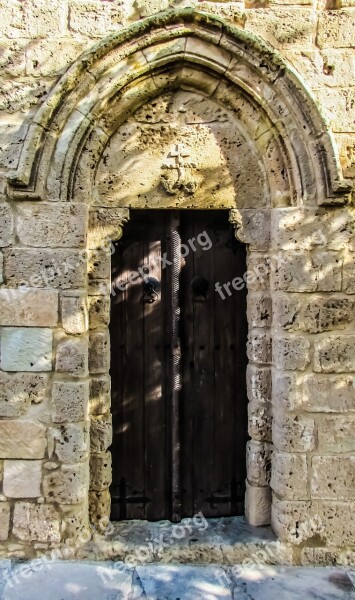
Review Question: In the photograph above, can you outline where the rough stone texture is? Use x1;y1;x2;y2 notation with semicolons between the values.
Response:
311;456;355;499
245;481;271;527
317;415;355;452
12;503;61;543
274;295;354;333
90;415;112;453
15;203;87;247
271;452;308;499
273;336;311;370
52;380;89;423
0;327;52;371
89;377;111;416
273;415;316;452
89;331;110;374
53;422;90;463
0;203;13;247
3;460;42;498
246;440;272;487
314;336;355;372
4;248;87;289
302;374;355;412
90;452;112;492
0;372;48;418
0;288;58;326
43;463;89;504
0;503;10;541
317;10;355;49
0;421;47;459
89;489;111;526
61;294;88;335
274;252;342;292
55;335;89;377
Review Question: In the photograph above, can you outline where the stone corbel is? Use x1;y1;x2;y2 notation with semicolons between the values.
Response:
229;209;246;244
88;208;130;250
229;209;270;252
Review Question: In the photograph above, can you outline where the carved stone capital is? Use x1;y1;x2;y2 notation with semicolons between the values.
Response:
88;208;130;249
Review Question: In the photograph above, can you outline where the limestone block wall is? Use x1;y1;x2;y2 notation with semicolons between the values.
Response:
0;1;353;566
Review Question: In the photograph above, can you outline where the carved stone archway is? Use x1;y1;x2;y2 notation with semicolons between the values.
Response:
6;9;353;554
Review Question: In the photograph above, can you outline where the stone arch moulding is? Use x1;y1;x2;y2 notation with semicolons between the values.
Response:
6;8;352;207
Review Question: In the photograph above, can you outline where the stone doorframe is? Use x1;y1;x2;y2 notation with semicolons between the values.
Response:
6;9;353;548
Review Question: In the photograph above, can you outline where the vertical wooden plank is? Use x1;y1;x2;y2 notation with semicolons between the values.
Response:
190;211;215;517
180;213;195;518
144;213;168;520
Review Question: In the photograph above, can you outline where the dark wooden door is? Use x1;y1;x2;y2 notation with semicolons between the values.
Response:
110;210;248;521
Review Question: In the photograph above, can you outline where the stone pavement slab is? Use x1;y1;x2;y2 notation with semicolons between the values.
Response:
0;561;354;600
136;565;232;599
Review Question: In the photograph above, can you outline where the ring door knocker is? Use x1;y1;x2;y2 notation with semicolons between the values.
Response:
143;277;161;304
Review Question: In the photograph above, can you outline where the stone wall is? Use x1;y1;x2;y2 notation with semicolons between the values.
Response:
0;0;354;566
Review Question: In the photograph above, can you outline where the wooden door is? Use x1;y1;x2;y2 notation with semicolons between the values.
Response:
110;210;248;521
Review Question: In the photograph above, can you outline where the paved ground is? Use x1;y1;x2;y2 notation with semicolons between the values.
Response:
0;561;354;599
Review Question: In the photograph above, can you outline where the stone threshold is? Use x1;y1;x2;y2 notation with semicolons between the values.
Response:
77;516;294;564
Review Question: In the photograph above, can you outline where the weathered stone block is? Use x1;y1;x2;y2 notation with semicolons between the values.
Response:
271;497;319;544
90;452;112;492
245;8;315;50
247;332;272;364
88;296;110;328
273;415;315;452
88;208;129;250
0;421;47;459
272;207;355;251
61;293;88;335
247;294;272;328
248;403;272;442
319;87;355;132
320;415;355;452
89;376;111;415
272;371;299;411
90;415;112;453
343;259;355;294
43;462;89;504
317;9;355;49
319;502;355;546
61;501;90;543
311;456;355;499
245;254;270;291
89;331;110;374
0;203;13;247
246;365;271;404
246;440;272;486
26;40;90;77
271;451;308;499
0;327;52;372
0;372;48;418
0;288;58;326
16;203;87;248
52;380;89;424
245;480;271;527
302;374;355;412
13;503;60;543
3;460;42;498
274;252;342;292
229;209;270;251
273;336;310;370
89;489;111;526
0;502;10;541
88;250;110;282
54;422;89;463
69;1;124;38
274;295;354;333
4;248;87;289
314;335;355;372
55;335;89;377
